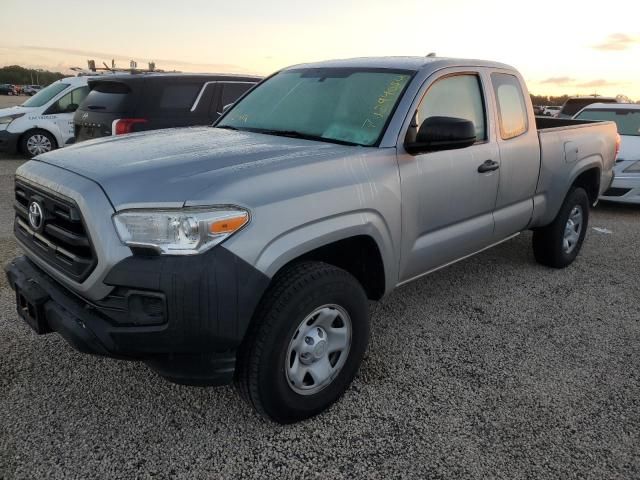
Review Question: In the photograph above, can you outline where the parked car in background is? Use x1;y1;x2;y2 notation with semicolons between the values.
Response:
0;76;90;157
6;56;618;423
574;103;640;204
0;84;17;95
542;106;562;117
23;85;43;96
557;96;619;118
73;73;261;143
533;105;545;115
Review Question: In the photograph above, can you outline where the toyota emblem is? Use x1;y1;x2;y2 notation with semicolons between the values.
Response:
28;201;43;230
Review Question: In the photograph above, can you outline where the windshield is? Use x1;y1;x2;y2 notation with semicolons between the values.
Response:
217;68;413;146
576;108;640;136
22;82;70;108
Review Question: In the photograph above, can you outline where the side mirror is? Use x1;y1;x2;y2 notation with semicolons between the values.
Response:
405;116;476;154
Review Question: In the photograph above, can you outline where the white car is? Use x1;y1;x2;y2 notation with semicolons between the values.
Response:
574;103;640;204
543;106;562;117
0;77;90;157
23;85;43;96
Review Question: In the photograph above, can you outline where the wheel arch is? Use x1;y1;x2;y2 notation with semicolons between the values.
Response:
531;158;602;228
571;166;601;205
249;212;397;301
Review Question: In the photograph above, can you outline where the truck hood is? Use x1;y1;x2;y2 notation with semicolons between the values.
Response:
35;126;356;209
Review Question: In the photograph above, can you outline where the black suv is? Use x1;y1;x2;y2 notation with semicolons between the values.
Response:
74;73;261;142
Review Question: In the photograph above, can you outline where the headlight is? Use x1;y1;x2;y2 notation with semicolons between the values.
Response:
623;160;640;173
113;207;249;255
0;113;25;125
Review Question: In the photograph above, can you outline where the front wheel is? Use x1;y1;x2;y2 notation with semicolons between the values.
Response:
532;187;590;268
235;262;370;423
20;129;56;157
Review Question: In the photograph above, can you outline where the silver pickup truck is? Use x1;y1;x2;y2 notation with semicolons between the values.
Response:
6;57;618;423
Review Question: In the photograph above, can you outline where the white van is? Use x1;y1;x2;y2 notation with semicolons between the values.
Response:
0;76;90;157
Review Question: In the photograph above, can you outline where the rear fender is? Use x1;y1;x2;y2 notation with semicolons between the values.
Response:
531;155;602;227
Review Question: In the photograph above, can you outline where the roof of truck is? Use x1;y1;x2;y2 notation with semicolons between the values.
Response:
285;56;514;72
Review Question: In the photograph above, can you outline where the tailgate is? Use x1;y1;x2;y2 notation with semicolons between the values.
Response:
75;79;141;142
75;110;116;141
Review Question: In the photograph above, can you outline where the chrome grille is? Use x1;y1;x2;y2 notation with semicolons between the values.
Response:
14;180;96;282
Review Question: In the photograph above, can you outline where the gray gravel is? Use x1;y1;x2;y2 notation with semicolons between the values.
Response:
0;154;639;479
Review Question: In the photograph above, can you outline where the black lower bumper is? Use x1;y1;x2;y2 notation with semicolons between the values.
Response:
5;249;270;386
0;130;20;154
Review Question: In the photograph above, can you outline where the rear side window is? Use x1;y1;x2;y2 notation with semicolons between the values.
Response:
220;82;254;108
83;82;133;113
491;73;528;140
159;84;200;110
417;74;486;141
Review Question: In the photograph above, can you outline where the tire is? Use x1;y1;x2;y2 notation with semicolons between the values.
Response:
20;129;56;158
532;187;590;268
235;261;370;423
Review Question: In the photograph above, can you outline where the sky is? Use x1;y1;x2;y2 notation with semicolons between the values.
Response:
1;0;639;99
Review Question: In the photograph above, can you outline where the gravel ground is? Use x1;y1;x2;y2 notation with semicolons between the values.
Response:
0;152;638;479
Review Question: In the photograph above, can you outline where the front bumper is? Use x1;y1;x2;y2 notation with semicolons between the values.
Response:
5;247;270;385
0;130;20;154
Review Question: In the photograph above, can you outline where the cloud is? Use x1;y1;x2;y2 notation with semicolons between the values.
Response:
575;79;621;88
540;76;575;85
592;33;640;51
12;44;254;74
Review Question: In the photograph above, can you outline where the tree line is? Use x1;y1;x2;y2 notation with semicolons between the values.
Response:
0;65;65;86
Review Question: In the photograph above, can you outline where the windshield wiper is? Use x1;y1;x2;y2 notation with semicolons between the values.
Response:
250;128;311;139
247;128;360;146
216;125;241;131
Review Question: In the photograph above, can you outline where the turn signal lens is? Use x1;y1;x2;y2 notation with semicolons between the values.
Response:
210;214;248;234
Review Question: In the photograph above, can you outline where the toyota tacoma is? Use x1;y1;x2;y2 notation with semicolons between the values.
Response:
6;57;618;423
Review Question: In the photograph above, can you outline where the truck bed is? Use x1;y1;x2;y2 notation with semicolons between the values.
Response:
530;116;618;227
535;116;601;131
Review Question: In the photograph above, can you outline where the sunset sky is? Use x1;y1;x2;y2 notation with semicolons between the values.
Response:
1;0;639;99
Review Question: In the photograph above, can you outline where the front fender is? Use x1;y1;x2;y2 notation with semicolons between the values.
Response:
20;118;65;148
228;209;398;297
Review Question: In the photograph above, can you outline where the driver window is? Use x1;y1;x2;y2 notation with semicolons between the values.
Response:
51;86;89;114
417;74;486;141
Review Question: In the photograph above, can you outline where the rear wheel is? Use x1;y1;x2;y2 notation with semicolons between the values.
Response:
235;262;370;423
533;187;590;268
20;129;56;157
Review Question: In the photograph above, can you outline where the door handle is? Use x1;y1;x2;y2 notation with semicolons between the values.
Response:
477;160;500;173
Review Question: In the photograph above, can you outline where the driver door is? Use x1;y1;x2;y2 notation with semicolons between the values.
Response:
398;71;500;283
